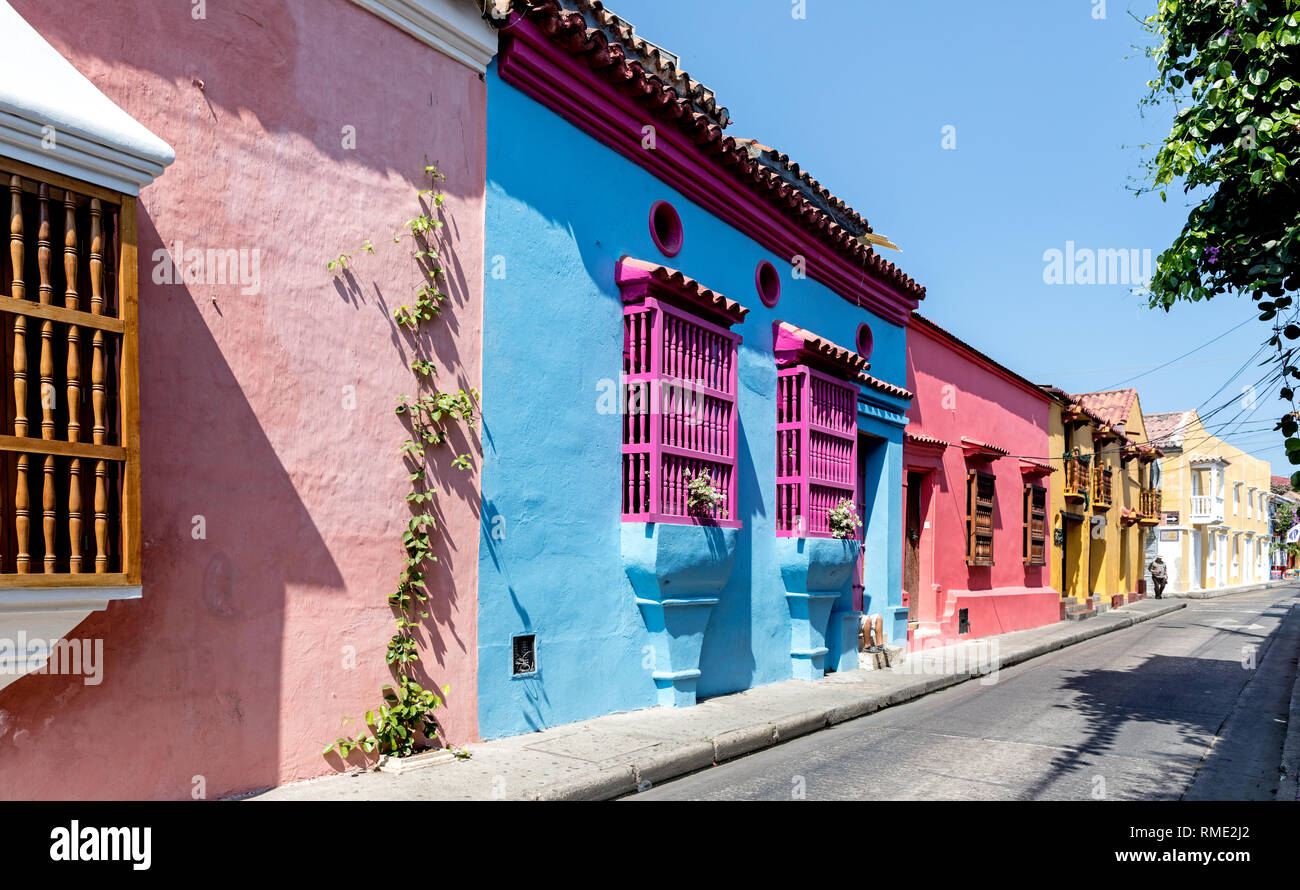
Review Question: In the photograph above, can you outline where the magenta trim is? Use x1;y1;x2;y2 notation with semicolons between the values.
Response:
620;279;742;527
776;364;860;539
756;260;780;308
649;200;683;257
856;322;874;360
615;256;748;326
497;20;920;327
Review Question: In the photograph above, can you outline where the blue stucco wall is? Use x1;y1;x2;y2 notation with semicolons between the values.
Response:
479;60;909;739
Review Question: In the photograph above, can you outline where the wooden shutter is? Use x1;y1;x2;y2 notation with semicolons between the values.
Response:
967;470;995;566
1023;484;1031;563
1025;484;1046;566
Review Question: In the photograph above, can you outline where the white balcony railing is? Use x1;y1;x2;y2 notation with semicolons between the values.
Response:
1190;495;1226;524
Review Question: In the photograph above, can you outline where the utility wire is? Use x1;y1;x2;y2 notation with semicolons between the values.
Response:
1099;315;1256;389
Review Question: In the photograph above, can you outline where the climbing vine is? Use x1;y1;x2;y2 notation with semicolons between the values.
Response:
325;163;478;760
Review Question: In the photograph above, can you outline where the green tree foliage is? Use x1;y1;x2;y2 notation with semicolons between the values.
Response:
1141;1;1300;479
1272;496;1300;559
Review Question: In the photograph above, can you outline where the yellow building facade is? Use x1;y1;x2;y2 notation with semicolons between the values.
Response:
1045;389;1162;608
1143;410;1274;593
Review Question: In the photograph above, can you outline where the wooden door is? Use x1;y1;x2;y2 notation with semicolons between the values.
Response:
904;471;923;617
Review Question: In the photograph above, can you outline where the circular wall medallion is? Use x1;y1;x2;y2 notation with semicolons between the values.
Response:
649;200;683;257
755;260;780;307
856;322;874;360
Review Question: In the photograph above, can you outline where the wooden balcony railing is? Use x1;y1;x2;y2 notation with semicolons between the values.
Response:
1139;488;1162;524
1;163;139;585
1063;455;1089;501
1091;466;1113;510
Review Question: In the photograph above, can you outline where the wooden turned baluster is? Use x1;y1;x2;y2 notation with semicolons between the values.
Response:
37;187;57;570
37;187;54;440
34;190;58;571
10;175;30;572
65;195;81;434
93;461;107;573
89;199;107;573
66;194;83;571
42;455;56;572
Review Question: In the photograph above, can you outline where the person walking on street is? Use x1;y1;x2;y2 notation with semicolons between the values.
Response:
1148;556;1168;599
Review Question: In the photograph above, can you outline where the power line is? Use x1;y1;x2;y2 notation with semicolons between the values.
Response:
1099;315;1256;389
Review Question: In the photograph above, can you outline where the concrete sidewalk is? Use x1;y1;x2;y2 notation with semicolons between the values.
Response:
1280;603;1300;803
1166;579;1290;600
250;598;1185;802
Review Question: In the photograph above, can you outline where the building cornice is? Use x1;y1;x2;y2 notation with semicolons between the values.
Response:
0;1;174;195
350;0;498;72
495;12;923;325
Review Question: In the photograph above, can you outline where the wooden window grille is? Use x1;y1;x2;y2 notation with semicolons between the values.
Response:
621;297;740;526
1;160;139;586
966;470;995;566
775;366;857;538
1023;484;1046;566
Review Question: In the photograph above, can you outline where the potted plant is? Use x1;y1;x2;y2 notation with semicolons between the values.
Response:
685;470;725;518
828;498;863;539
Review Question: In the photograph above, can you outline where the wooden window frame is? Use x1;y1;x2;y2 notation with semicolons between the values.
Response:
0;156;140;588
966;469;995;567
1023;483;1047;566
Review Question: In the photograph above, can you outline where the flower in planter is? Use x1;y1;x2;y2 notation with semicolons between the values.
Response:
828;498;863;539
685;470;725;516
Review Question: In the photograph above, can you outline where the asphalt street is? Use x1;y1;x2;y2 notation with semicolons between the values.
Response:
630;585;1300;801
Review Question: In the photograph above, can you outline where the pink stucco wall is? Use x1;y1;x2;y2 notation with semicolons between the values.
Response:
903;319;1058;645
0;0;484;799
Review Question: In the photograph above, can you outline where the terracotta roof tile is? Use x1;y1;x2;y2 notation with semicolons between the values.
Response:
776;321;868;375
960;437;1010;458
735;140;874;237
1074;389;1138;428
905;431;950;449
616;256;749;320
574;0;730;127
857;371;912;400
1143;411;1195;448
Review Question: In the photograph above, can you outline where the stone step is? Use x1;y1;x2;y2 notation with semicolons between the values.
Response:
1065;608;1096;621
1059;601;1094;621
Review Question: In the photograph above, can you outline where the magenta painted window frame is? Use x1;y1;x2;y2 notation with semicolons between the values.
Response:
648;200;683;257
621;294;742;529
776;365;859;538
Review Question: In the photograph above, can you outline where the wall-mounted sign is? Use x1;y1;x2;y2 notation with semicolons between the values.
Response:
1159;530;1179;542
1163;511;1180;525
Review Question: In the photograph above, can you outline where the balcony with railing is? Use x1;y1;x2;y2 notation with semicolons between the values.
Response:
1138;489;1162;525
1190;495;1226;525
1091;466;1113;511
1063;455;1089;502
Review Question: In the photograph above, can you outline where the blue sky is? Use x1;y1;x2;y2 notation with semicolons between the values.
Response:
608;0;1286;472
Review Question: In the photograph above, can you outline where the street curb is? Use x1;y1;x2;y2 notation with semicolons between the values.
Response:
1279;603;1300;803
532;601;1187;801
1166;580;1289;601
